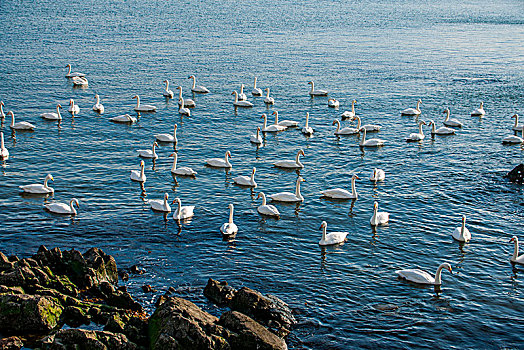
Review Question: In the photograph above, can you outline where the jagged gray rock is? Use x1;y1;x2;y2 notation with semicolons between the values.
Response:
0;294;63;334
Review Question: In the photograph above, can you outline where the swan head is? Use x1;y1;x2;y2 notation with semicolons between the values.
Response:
428;120;435;126
298;149;305;157
171;197;182;205
252;167;256;174
332;120;339;126
225;150;232;158
57;104;62;109
140;160;145;168
359;127;366;132
257;192;264;199
419;121;427;126
298;176;305;183
443;108;449;114
261;113;267;119
353;99;357;103
228;203;234;210
272;111;278;115
231;91;237;96
307;81;313;85
46;174;54;182
319;221;327;230
462;215;466;224
132;95;138;99
510;236;518;243
418;99;422;103
373;201;378;210
164;193;169;200
352;174;360;180
256;126;261;132
479;102;484;108
441;262;452;273
153;141;159;147
71;198;80;208
512;114;518;119
1;101;4;107
69;99;74;105
177;86;182;90
188;75;195;79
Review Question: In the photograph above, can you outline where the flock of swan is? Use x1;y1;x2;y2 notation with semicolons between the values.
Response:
1;64;523;288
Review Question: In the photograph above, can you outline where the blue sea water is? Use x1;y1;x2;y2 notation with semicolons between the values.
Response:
0;0;523;348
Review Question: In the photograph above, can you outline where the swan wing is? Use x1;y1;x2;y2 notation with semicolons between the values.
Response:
321;188;352;199
322;232;349;245
273;160;298;168
221;222;238;235
45;202;73;214
20;184;52;193
258;205;280;217
269;192;299;202
396;269;434;284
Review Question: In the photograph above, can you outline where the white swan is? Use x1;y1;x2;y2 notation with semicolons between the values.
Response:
20;174;54;194
502;126;524;144
137;141;158;159
511;114;523;131
233;167;257;187
261;113;286;132
370;201;389;226
72;76;88;86
274;149;304;169
321;174;359;200
302;112;314;135
257;192;280;217
156;124;178;143
68;99;80;114
45;198;79;215
92;95;105;114
250;127;263;144
264;88;275;105
510;236;524;265
406;121;426;142
220;204;238;237
188;75;209;93
269;177;305;202
396;263;452;285
341;100;357;119
130;160;146;182
452;215;471;242
0;101;5;119
352;115;381;132
206;151;232;168
172;198;195;220
318;221;348;246
442;108;462;127
150;193;172;212
360;128;385;147
333;119;359;135
471;102;485;116
273;111;299;127
401;99;421;116
162;80;174;98
65;64;85;78
308;81;328;96
232;91;253;107
0;132;9;160
169;152;197;176
369;168;385;182
110;114;136;124
177;86;195;107
178;97;191;116
328;98;339;108
41;104;62;121
8;111;35;130
133;95;156;112
428;120;455;135
238;84;247;101
252;77;262;96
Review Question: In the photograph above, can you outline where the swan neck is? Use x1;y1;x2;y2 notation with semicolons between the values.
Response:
229;206;234;224
310;82;314;92
335;120;340;133
305;113;309;128
140;163;145;177
511;238;518;261
171;154;177;171
434;265;444;285
250;170;255;182
10;113;14;127
274;112;279;124
295;151;302;165
0;104;3;117
418;123;424;135
431;122;436;133
445;110;450;121
515;115;519;127
96;95;100;104
260;193;266;206
322;225;327;241
351;100;355;113
178;88;182;99
233;92;238;103
176;200;182;220
416;100;421;111
191;77;196;89
165;81;169;90
263;115;267;129
351;177;357;195
355;116;361;129
135;96;140;108
266;88;270;97
360;129;367;145
0;133;4;148
179;98;185;109
254;77;257;88
67;65;71;74
295;179;302;199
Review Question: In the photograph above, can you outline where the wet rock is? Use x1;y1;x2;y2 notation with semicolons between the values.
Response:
203;279;237;306
166;286;176;295
63;306;90;328
0;252;15;272
505;164;524;184
219;311;288;350
141;285;154;293
0;294;63;334
128;265;145;275
39;328;138;350
0;336;23;350
148;296;230;350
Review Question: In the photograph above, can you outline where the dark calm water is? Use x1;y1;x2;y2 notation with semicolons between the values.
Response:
1;0;524;348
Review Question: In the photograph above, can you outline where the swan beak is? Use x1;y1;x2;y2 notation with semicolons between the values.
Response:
168;153;174;157
354;175;360;179
510;237;515;243
448;267;453;274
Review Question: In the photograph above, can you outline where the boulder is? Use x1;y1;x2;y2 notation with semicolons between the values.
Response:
0;294;63;334
219;311;287;350
203;279;237;306
0;336;23;350
39;328;137;350
505;164;524;184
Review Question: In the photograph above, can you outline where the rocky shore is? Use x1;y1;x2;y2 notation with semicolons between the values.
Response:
0;246;296;350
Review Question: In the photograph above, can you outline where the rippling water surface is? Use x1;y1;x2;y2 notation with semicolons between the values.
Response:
1;0;524;348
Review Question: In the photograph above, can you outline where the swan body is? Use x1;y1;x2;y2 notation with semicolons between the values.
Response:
308;81;328;96
328;98;339;108
170;153;197;176
442;108;462;127
8;111;35;130
429;120;455;135
0;132;9;160
252;77;263;96
188;75;209;93
68;99;80;114
401;99;421;116
370;201;389;226
471;102;485;116
502;133;524;144
333;119;359;135
261;114;286;132
396;263;452;285
406;121;426;141
321;174;359;199
130;160;146;182
369;168;385;182
19;174;54;194
45;198;79;215
269;177;305;202
341;100;356;119
150;193;172;212
233;167;257;187
65;64;85;78
178;98;191;116
133;95;156;112
302;112;314;135
360;128;385;147
137;141;158;159
177;86;195;107
510;236;524;265
238;84;247;101
511;114;523;131
206;150;232;168
264;88;275;104
92;95;104;114
250;127;263;144
273;111;298;127
72;76;88;86
41;104;62;121
232;91;253;107
110;114;136;123
318;221;348;246
156;124;178;143
257;192;280;217
452;215;471;242
163;80;174;98
353;115;381;132
274;149;304;169
172;198;195;220
220;204;238;237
